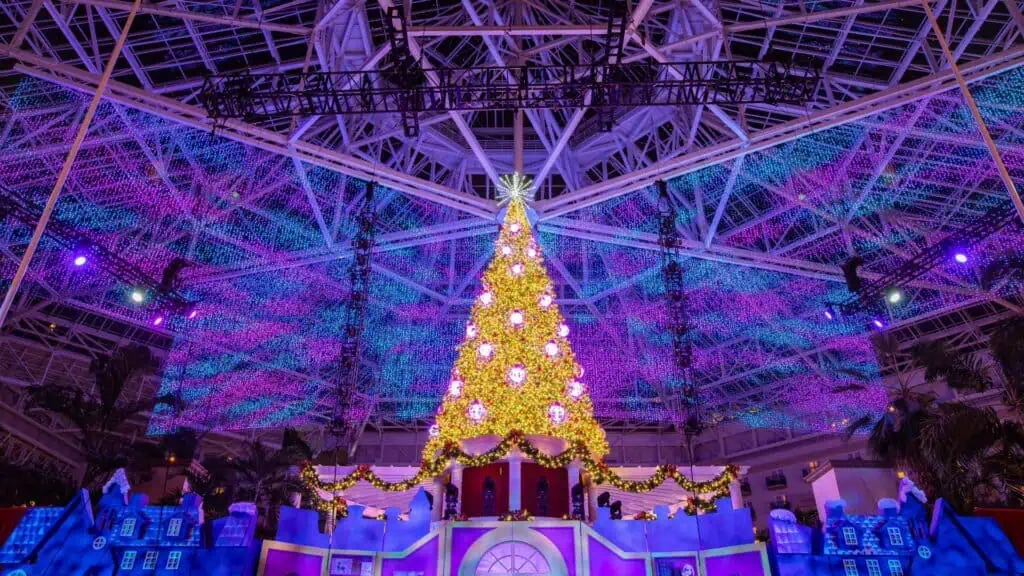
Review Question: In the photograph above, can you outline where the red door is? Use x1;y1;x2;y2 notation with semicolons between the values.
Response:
521;463;569;517
461;463;510;517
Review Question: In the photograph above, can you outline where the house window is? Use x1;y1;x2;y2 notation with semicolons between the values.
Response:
166;551;182;570
887;526;904;546
866;559;881;576
121;551;137;570
121;518;136;536
887;560;904;576
143;551;159;570
842;526;858;545
843;559;858;576
167;518;182;537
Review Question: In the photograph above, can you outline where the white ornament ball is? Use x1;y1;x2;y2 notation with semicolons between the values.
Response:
480;291;494;306
509;310;525;327
428;424;441;438
527;247;538;259
508;364;527;386
544;341;559;357
501;245;512;256
568;380;585;399
548;403;567;425
558;324;570;337
468;401;487;423
448;378;463;398
466;323;478;338
510;222;521;233
539;294;553;308
478;342;494;359
511;262;525;276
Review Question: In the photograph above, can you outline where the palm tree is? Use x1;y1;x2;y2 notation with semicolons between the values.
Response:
846;316;1024;512
220;428;313;537
991;318;1024;419
26;344;181;489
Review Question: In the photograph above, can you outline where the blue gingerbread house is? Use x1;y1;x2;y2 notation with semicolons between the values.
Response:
0;469;260;576
769;477;1024;576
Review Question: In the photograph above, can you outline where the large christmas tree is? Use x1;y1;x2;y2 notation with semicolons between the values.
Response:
423;174;609;461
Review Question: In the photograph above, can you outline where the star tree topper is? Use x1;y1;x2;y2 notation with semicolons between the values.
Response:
498;172;535;205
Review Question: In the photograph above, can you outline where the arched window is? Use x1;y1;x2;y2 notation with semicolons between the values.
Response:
475;541;551;575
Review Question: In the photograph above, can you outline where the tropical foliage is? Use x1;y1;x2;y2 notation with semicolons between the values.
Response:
25;344;182;489
846;317;1024;513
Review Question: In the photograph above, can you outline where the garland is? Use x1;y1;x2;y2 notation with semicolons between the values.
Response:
302;432;738;514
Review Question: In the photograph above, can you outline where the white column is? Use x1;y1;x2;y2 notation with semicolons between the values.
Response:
586;478;599;522
567;460;581;517
431;474;445;521
730;479;743;510
509;452;523;511
451;463;464;515
289;491;302;508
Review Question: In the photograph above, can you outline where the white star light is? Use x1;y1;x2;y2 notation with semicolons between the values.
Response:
498;172;535;203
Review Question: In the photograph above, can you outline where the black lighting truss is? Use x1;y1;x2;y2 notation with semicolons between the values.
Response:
656;180;707;443
328;181;376;446
0;183;192;314
839;202;1023;316
198;60;819;126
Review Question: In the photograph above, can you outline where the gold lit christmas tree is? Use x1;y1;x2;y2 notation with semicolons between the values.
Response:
422;173;609;460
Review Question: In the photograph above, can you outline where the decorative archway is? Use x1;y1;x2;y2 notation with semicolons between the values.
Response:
457;525;569;576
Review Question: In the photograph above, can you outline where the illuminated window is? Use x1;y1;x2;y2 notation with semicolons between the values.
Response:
143;551;159;570
887;560;904;576
166;551;182;570
120;518;136;536
887;526;903;546
842;526;858;545
121;551;137;570
866;559;881;576
167;518;182;537
475;541;551;575
843;559;858;576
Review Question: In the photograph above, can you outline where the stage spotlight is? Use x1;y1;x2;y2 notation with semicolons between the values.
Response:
824;306;838;321
152;315;165;326
824;309;834;320
872;319;885;329
954;252;968;264
73;255;87;267
130;289;146;304
159;258;189;293
886;288;902;304
841;256;864;293
187;307;198;320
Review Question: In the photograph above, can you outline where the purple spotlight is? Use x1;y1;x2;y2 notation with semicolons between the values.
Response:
187;308;198;320
73;255;87;267
824;309;834;321
954;252;968;264
872;319;884;329
153;315;165;327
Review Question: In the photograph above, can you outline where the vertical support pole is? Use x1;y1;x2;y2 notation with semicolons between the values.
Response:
921;0;1024;223
0;0;144;329
513;109;525;175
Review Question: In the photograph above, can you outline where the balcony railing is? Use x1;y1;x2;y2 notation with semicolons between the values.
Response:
769;500;792;511
765;474;788;489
